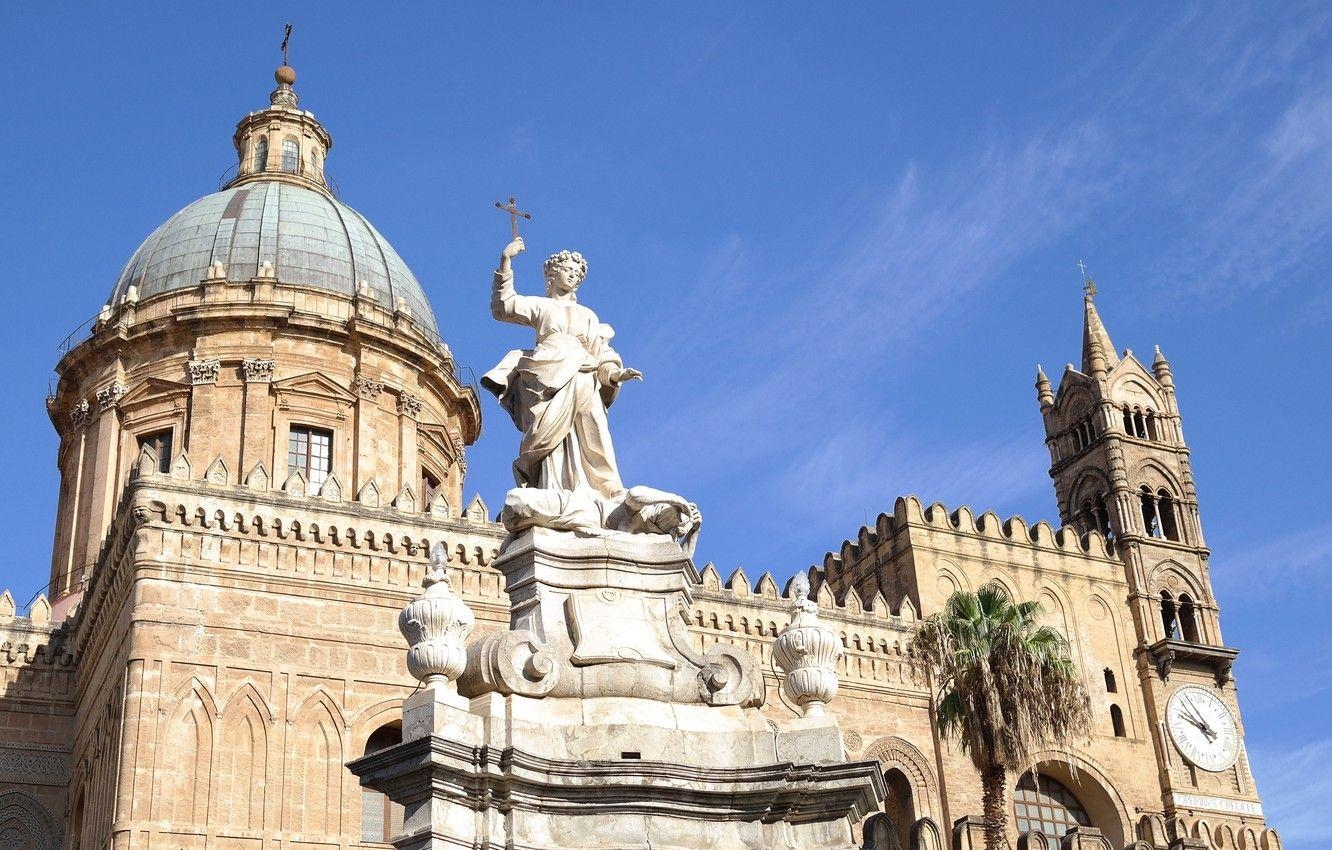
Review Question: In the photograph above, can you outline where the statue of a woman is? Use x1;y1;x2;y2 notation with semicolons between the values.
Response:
482;236;641;499
482;237;701;552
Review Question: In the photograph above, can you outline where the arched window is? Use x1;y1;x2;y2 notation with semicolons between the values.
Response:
1178;595;1200;643
360;723;404;843
1103;668;1117;693
1094;495;1112;539
253;137;269;172
282;138;300;173
1140;487;1161;537
1013;773;1091;839
1110;705;1126;738
1132;409;1146;438
1146;410;1160;441
1160;591;1178;640
1122;405;1134;435
880;768;915;850
1157;490;1180;541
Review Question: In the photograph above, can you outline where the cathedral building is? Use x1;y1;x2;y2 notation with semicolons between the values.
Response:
0;64;1280;850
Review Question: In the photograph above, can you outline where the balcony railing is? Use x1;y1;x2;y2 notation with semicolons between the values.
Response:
218;156;340;197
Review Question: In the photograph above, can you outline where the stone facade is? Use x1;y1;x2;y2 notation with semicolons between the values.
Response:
0;67;1281;850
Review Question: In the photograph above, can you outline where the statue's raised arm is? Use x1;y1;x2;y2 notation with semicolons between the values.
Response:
479;238;696;552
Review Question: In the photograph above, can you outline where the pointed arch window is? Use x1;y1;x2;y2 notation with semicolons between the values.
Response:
1157;490;1181;541
1160;591;1178;640
1103;668;1117;693
1140;486;1161;537
1177;594;1200;643
1146;411;1160;441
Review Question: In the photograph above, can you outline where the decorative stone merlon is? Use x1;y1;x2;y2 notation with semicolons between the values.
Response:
399;543;475;689
353;376;384;400
773;572;843;717
188;358;221;385
242;358;276;383
70;399;91;428
397;392;423;419
96;382;128;411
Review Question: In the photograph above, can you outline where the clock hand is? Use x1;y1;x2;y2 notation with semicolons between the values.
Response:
1185;698;1218;739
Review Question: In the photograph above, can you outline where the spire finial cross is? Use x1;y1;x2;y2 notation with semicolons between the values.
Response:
1078;259;1097;298
494;196;533;239
281;23;293;66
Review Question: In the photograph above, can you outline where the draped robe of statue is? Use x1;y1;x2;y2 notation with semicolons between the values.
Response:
481;267;627;500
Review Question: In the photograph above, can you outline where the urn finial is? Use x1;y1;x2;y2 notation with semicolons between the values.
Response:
399;543;475;689
773;572;842;717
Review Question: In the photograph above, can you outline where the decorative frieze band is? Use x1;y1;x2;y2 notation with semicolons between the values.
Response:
397;392;423;419
242;358;276;383
188;358;221;385
1170;793;1263;817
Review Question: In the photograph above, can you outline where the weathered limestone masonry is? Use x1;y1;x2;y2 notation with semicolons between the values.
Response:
0;63;1281;850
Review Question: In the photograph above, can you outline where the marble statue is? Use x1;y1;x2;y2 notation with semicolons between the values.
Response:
482;237;701;552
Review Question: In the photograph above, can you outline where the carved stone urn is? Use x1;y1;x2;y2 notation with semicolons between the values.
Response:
773;573;843;716
399;543;475;688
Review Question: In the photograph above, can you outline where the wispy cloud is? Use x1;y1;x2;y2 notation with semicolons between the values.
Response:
1248;737;1332;845
1213;523;1332;597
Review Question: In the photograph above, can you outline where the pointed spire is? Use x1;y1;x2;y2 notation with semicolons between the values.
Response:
1153;344;1174;387
1035;364;1054;411
1076;291;1118;378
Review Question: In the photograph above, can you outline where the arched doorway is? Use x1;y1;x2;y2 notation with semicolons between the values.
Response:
1014;760;1127;847
882;768;914;849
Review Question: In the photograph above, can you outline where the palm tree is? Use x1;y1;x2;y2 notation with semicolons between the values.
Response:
908;585;1091;850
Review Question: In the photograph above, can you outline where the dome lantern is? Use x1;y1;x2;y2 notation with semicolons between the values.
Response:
227;63;333;193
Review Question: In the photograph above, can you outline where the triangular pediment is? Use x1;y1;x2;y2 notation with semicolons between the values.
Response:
118;377;190;410
272;371;357;405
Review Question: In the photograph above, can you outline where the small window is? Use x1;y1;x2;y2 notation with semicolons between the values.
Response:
360;724;404;843
253;137;269;172
1103;668;1117;693
1160;591;1178;640
281;138;300;173
288;425;332;490
422;467;441;504
138;429;173;474
1178;595;1200;643
1158;490;1181;541
1110;704;1126;737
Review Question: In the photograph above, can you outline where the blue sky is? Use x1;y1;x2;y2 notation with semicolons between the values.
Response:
2;3;1330;842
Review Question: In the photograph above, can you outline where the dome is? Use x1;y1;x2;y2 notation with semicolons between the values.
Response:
109;181;438;333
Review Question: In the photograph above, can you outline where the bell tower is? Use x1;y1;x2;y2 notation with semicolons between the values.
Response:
1037;274;1265;840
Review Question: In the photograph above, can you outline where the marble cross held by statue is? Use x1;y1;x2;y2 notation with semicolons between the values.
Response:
495;196;533;239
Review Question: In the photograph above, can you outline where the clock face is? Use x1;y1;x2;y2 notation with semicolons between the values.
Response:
1167;685;1240;772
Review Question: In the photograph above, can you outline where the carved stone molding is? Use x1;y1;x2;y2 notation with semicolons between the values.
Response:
187;358;221;385
69;399;90;428
242;358;276;383
397;392;423;419
354;376;385;400
96;382;127;411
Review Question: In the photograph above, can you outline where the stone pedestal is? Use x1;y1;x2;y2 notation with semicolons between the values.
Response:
349;529;883;850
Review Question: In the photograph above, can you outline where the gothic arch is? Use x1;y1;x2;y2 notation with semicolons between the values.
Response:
981;570;1020;606
1147;560;1207;601
934;559;967;601
1025;750;1130;848
217;684;270;830
1067;468;1113;515
0;790;60;850
1034;581;1074;638
1133;459;1184;496
863;736;939;819
152;678;215;824
286;688;346;836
